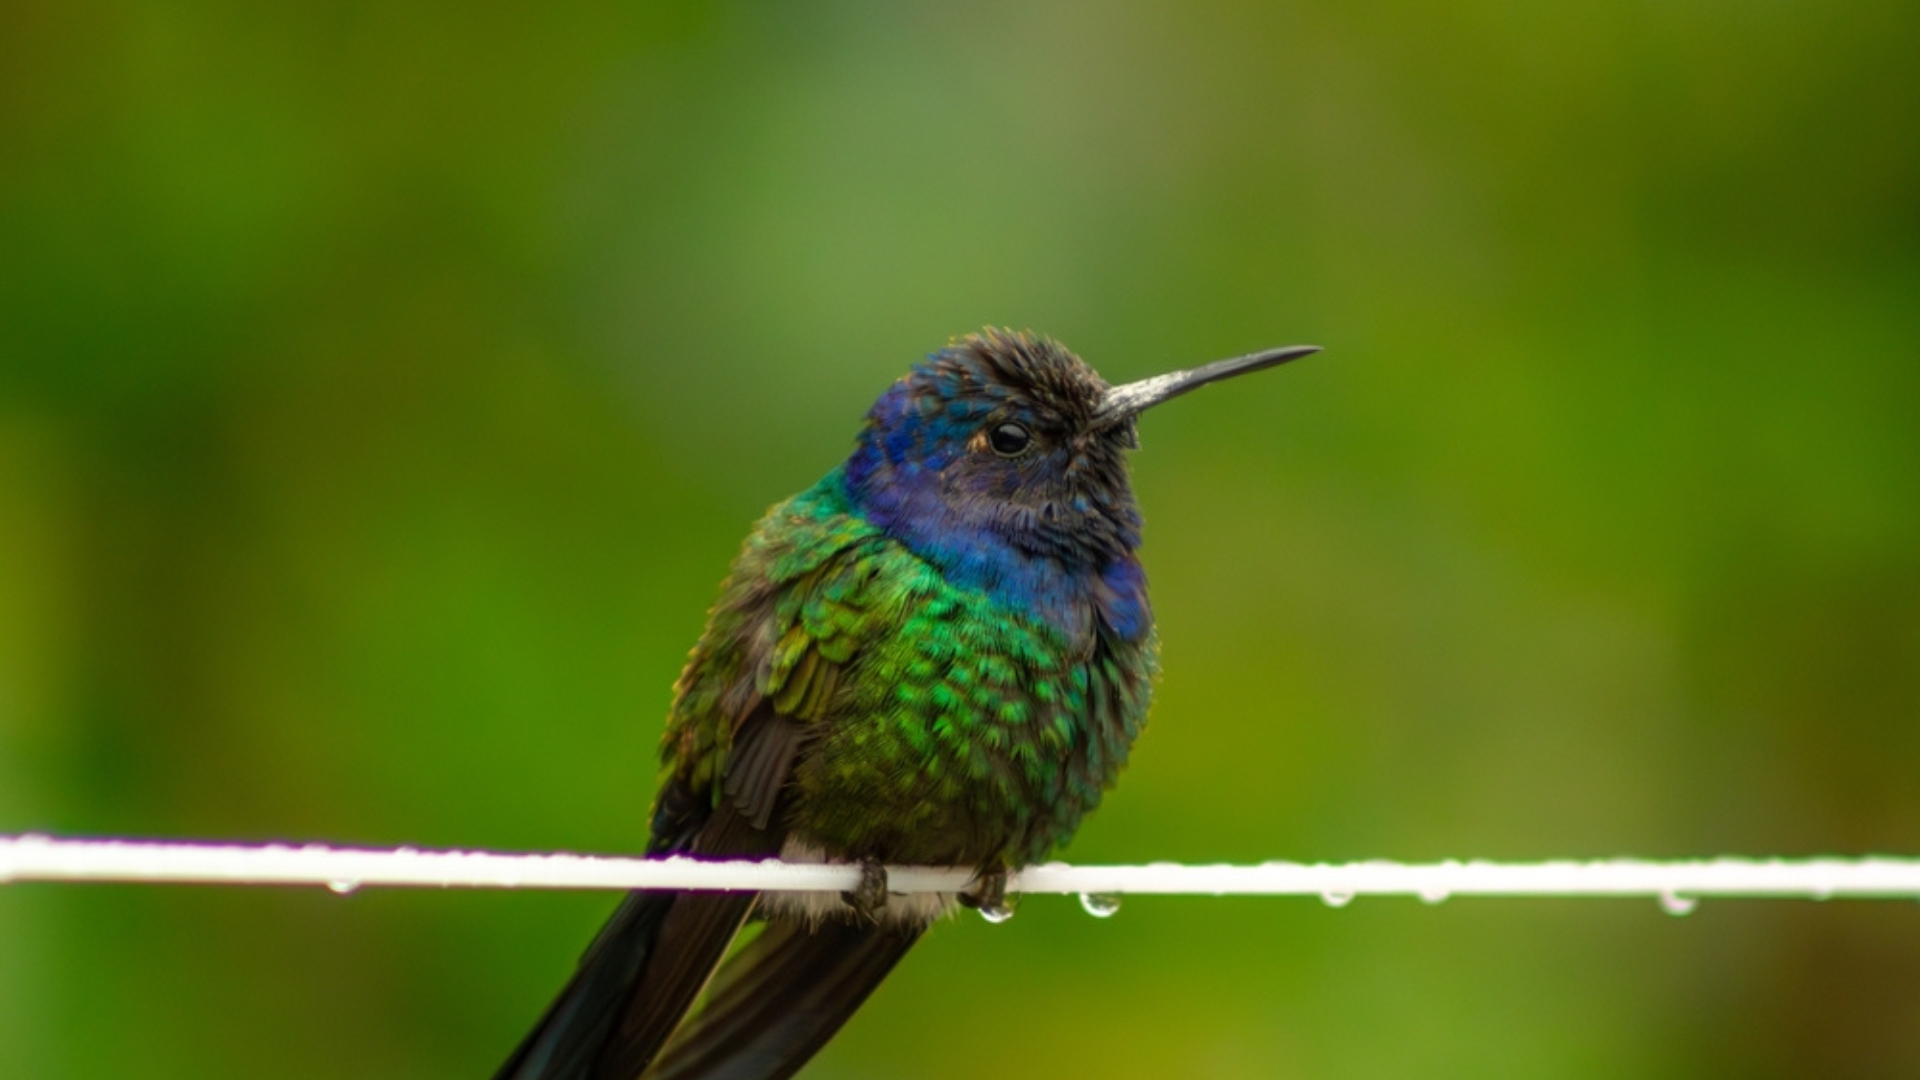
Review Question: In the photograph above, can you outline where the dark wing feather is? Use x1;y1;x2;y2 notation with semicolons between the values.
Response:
499;526;889;1080
721;703;807;833
645;918;925;1080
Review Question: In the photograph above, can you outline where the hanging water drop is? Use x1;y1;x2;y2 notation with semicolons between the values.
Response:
1078;893;1122;918
1320;889;1355;908
1657;890;1697;916
977;900;1016;924
1418;888;1451;905
327;880;361;895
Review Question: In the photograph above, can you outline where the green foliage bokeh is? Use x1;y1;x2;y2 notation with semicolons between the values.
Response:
2;2;1917;1076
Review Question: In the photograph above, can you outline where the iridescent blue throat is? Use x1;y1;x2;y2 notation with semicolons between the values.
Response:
837;383;1150;648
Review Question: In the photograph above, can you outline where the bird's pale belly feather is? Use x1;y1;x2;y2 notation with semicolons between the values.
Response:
756;837;960;928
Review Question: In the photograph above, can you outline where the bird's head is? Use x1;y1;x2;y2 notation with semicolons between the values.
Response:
842;329;1316;625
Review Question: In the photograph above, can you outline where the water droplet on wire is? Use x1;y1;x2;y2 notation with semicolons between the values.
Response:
1658;890;1697;916
1320;890;1355;908
1078;893;1122;918
1418;888;1451;905
327;880;360;895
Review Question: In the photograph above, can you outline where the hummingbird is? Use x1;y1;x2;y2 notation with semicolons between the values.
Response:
495;329;1319;1080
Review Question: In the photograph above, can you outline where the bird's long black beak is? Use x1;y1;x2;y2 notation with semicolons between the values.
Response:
1095;344;1321;425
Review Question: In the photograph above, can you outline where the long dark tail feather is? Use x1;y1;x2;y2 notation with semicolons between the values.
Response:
497;708;807;1079
645;917;925;1080
493;889;758;1080
494;796;776;1080
597;892;757;1077
493;889;667;1080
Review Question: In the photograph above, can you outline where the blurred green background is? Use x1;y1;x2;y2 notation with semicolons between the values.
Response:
3;1;1917;1076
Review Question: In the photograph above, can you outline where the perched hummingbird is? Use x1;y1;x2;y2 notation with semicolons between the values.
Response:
496;329;1319;1080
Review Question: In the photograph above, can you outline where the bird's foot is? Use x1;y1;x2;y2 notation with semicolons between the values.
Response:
958;866;1015;922
840;858;889;922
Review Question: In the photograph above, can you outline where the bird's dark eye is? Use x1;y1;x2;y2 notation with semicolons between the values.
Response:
987;422;1033;457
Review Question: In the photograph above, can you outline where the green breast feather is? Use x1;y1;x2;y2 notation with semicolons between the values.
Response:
660;470;1158;868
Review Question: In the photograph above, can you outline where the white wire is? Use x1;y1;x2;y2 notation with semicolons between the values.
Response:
4;834;1919;904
